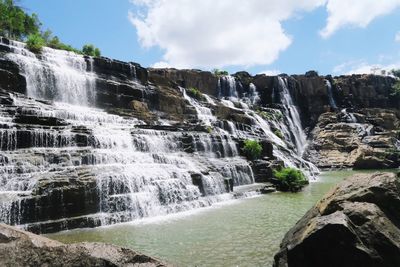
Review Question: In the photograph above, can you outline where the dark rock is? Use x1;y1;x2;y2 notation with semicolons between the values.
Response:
0;223;169;267
274;172;400;267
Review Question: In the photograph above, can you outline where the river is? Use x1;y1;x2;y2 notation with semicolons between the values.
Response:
48;170;381;266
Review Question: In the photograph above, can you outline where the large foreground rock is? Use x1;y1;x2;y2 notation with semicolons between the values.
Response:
0;223;168;267
274;172;400;267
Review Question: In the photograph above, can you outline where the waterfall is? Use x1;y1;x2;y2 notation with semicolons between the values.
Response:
218;75;239;99
341;108;357;123
180;87;216;126
0;40;256;228
277;77;307;156
0;39;321;231
3;39;96;106
325;80;337;109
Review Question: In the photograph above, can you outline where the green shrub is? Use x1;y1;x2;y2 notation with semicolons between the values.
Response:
274;129;284;139
26;33;44;53
242;139;262;160
273;167;308;192
391;81;400;96
82;44;101;57
212;68;229;76
187;87;204;101
257;110;283;121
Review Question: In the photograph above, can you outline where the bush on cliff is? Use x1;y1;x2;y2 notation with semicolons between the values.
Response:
187;87;204;101
26;33;44;53
273;167;308;192
82;44;101;57
242;139;262;160
391;69;400;96
213;69;229;76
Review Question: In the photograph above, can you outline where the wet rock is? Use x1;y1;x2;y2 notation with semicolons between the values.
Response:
260;185;276;194
274;172;400;267
0;223;168;267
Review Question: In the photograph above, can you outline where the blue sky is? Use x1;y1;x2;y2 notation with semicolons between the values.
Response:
20;0;400;75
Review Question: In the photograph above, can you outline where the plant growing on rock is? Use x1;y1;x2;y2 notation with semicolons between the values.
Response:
26;33;45;53
391;69;400;96
242;139;262;160
273;129;284;139
82;44;101;57
187;87;204;101
212;68;229;76
273;167;308;192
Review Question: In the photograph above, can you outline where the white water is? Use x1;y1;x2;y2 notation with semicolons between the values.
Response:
277;77;307;156
0;39;319;229
3;39;96;106
325;80;337;109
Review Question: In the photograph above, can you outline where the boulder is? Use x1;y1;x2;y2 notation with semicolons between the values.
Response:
274;172;400;267
0;223;168;267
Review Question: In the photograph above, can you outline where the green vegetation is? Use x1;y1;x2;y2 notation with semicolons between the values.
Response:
0;0;41;40
273;129;284;139
187;87;204;101
212;69;229;76
0;0;101;56
206;126;213;133
26;33;44;53
391;69;400;96
273;167;309;192
257;109;283;121
82;44;101;57
242;139;262;160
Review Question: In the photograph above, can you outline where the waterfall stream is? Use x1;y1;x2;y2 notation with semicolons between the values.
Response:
0;40;318;231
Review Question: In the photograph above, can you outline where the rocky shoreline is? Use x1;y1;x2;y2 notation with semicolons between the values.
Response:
274;171;400;267
0;223;169;267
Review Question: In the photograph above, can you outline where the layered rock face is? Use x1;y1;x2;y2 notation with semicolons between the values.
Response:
0;37;398;234
0;223;168;267
274;172;400;267
308;108;400;168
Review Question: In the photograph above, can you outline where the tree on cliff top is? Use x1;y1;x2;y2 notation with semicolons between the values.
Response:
0;0;41;40
82;44;101;57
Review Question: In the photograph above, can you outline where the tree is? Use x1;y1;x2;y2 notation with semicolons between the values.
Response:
0;0;40;40
82;44;101;57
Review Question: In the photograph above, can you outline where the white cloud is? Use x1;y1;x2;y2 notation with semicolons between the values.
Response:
129;0;325;69
151;61;172;68
258;69;282;76
396;31;400;42
320;0;400;38
333;60;400;75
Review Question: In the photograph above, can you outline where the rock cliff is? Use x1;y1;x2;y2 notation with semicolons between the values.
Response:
273;172;400;267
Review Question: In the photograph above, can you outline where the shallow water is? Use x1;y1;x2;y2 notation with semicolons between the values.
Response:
48;170;386;267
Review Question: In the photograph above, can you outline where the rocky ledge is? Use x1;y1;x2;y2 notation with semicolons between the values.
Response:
0;223;168;267
274;172;400;267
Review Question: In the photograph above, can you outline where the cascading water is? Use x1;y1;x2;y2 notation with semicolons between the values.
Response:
277;77;307;156
213;75;318;178
0;41;258;230
3;39;96;106
325;80;338;109
0;38;322;232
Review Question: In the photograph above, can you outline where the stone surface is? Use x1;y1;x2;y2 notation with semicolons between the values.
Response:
274;172;400;267
0;223;168;267
308;109;400;169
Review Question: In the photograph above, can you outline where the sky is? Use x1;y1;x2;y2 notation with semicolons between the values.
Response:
19;0;400;76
